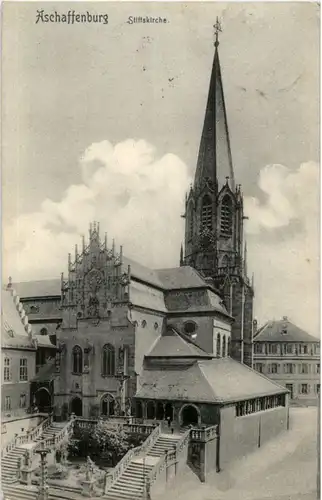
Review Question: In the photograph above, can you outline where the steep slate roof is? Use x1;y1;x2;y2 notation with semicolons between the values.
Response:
12;264;218;297
254;319;320;343
156;267;210;290
136;357;287;404
146;327;211;359
13;279;61;298
2;289;35;349
34;335;57;349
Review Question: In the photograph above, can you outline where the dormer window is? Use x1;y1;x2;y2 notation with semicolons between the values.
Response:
201;195;212;232
220;195;233;236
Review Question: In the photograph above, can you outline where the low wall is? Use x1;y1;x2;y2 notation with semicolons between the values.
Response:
219;405;288;469
1;414;46;447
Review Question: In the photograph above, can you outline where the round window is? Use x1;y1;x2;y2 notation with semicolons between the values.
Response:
183;321;197;336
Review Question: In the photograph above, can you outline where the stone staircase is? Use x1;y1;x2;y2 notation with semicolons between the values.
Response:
104;433;183;500
33;422;66;443
1;447;27;485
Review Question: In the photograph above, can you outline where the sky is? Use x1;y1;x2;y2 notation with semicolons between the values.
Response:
2;2;320;335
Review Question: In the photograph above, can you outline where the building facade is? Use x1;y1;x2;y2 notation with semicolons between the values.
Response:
253;317;320;405
180;29;254;367
1;286;36;418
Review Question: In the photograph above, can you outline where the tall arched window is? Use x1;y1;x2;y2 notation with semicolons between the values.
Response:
72;346;83;374
201;195;213;232
216;334;221;357
220;195;233;236
102;344;115;376
188;206;194;240
222;336;226;357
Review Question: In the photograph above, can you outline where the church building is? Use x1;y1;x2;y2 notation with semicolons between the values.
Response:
180;24;254;367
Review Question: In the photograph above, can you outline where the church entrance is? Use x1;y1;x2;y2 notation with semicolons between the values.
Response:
101;394;115;416
181;405;199;426
70;397;82;416
35;388;52;413
156;402;164;420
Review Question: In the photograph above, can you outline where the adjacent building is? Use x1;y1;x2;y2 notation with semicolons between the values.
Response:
253;317;320;405
1;286;36;418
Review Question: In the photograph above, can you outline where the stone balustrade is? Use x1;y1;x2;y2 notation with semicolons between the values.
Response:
190;425;218;442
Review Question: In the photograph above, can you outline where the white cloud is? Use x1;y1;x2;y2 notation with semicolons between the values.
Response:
3;139;190;282
245;161;320;336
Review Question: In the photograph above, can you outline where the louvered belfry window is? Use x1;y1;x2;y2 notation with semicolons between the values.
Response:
201;195;212;231
220;195;233;236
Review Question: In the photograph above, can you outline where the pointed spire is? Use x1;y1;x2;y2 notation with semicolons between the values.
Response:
82;235;85;253
104;232;107;249
194;22;235;192
112;239;115;257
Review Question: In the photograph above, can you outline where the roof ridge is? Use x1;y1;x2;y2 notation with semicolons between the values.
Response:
3;285;33;338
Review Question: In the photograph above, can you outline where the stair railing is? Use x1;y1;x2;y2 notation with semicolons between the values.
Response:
1;415;51;457
104;423;161;495
145;427;191;492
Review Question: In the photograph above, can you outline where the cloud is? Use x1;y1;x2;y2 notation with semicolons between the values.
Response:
245;161;319;336
3;139;191;281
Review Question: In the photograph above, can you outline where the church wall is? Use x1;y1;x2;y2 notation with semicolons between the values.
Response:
219;403;288;469
230;282;243;363
131;309;164;383
55;305;136;418
243;288;254;367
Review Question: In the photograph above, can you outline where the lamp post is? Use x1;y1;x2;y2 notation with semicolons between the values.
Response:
35;442;50;500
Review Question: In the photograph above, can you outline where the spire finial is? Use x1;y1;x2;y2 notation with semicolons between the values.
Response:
213;17;222;48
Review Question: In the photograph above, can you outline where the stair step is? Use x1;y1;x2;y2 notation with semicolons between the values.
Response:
106;489;143;500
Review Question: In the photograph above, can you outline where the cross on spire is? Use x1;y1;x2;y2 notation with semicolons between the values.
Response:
213;17;222;47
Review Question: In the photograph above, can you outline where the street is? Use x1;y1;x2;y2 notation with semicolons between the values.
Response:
166;407;318;500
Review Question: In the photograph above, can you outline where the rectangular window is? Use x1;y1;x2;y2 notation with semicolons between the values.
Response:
302;345;308;354
285;363;294;374
255;363;263;373
286;384;294;399
301;364;309;374
300;384;309;395
271;344;278;354
271;363;278;374
3;358;11;382
286;344;293;354
19;394;27;408
19;359;28;381
254;343;263;354
316;384;320;394
317;364;320;374
315;344;320;355
4;396;11;411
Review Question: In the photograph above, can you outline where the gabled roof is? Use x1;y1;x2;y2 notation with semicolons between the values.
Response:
156;266;210;290
146;327;212;359
2;288;35;349
136;357;286;404
254;319;320;343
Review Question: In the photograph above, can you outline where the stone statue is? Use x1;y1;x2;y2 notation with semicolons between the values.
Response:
24;450;31;468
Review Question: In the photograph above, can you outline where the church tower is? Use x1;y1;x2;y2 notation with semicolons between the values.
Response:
181;21;254;367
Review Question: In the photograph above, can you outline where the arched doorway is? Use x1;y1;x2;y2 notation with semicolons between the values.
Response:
146;401;155;419
181;404;199;426
70;397;82;416
101;393;115;417
35;387;52;413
